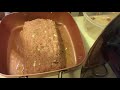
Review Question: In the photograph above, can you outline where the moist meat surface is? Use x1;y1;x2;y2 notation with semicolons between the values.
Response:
8;19;66;75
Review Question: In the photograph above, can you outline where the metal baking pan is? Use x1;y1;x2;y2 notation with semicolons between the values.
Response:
0;12;86;78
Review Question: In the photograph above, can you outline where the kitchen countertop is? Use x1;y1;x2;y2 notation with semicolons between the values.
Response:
73;16;104;52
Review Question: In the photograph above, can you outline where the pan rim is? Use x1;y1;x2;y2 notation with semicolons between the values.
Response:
0;12;86;77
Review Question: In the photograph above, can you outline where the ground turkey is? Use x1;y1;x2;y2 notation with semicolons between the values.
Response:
8;19;66;75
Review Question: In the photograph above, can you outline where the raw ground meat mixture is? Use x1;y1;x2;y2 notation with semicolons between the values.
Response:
8;19;66;75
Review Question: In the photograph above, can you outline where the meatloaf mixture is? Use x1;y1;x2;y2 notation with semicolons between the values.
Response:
8;19;66;75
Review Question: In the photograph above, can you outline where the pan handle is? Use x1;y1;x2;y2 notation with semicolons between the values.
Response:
58;70;68;78
58;71;63;78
